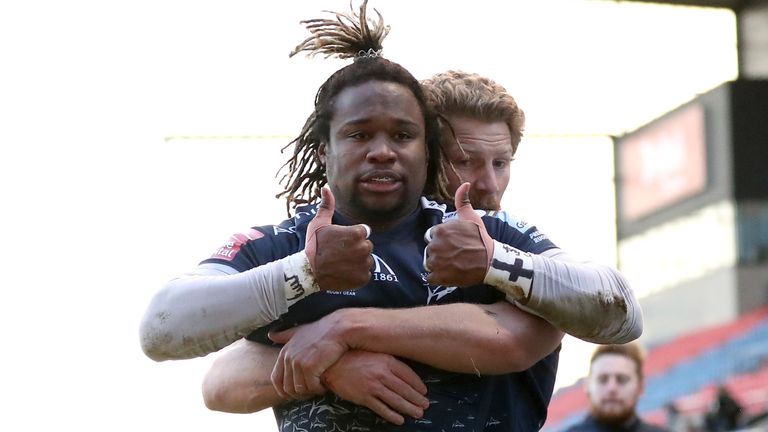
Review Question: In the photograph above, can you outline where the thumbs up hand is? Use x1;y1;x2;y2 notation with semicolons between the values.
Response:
305;186;373;292
452;182;495;264
424;183;494;287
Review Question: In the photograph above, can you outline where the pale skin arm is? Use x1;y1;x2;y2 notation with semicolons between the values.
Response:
270;300;564;397
337;301;562;373
426;183;643;344
203;339;430;425
202;339;283;414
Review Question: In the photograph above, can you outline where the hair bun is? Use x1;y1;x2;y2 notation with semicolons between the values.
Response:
289;0;390;60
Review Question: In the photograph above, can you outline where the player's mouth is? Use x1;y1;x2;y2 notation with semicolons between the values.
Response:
359;171;402;193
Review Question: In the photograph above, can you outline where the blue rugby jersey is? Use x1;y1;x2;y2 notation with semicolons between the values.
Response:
203;198;560;431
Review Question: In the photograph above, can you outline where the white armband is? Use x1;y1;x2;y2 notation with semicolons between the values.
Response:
282;251;322;307
483;240;535;303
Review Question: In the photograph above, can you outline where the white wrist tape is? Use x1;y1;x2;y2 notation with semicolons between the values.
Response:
483;240;535;303
282;251;322;307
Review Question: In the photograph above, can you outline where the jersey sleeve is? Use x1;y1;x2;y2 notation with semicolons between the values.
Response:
482;211;557;254
201;217;302;272
140;212;312;361
483;211;643;344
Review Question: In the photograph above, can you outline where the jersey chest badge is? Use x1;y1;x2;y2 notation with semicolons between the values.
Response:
371;253;399;283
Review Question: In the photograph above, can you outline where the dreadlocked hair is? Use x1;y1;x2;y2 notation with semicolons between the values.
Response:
288;0;389;59
276;0;451;215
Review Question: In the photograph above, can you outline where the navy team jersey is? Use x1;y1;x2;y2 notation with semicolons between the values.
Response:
203;198;560;431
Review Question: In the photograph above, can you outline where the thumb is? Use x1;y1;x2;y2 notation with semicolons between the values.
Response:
306;186;335;270
454;182;482;224
313;186;335;227
453;182;494;267
268;327;296;344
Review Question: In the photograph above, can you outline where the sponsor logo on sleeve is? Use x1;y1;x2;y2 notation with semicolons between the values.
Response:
210;228;264;261
528;230;548;243
509;218;531;234
495;211;532;234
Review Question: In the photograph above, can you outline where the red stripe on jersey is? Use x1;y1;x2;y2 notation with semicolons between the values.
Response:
209;228;264;261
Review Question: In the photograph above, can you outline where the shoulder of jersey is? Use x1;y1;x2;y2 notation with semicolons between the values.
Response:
290;203;320;224
488;210;533;234
263;203;320;237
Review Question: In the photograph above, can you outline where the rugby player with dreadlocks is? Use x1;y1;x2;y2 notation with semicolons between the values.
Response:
140;2;641;430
